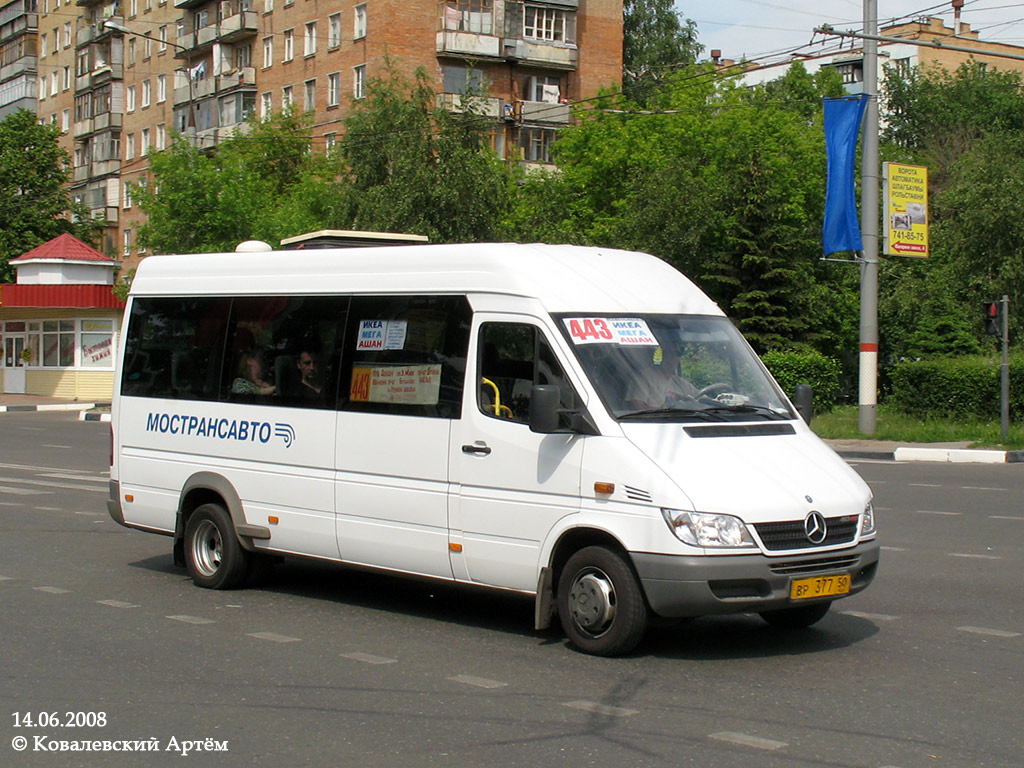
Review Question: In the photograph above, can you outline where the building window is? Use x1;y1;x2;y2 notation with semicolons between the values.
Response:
156;123;166;150
261;91;272;118
142;80;151;108
80;321;115;369
234;44;251;69
126;85;136;112
50;71;58;96
329;13;341;47
523;74;560;102
304;79;315;110
304;21;317;56
123;184;133;209
831;61;862;85
324;132;337;152
159;25;168;51
128;38;136;67
282;85;293;109
353;64;365;100
63;66;71;91
263;36;273;67
123;229;132;256
141;128;150;156
443;0;492;34
264;0;272;12
283;29;294;61
523;5;574;43
354;3;367;39
40;32;47;58
63;22;71;48
520;126;554;163
125;132;135;160
443;65;484;94
327;72;340;107
144;36;152;60
61;109;69;132
157;74;166;103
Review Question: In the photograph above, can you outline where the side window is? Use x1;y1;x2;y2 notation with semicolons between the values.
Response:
120;297;230;401
340;295;471;418
223;296;346;409
478;322;577;427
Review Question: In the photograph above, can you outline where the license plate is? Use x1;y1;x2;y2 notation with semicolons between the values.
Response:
790;574;851;600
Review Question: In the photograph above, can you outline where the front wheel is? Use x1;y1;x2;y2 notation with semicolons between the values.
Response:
759;601;832;629
557;546;648;656
183;503;249;589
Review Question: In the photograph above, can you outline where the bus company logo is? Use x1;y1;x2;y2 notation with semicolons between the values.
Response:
145;412;296;448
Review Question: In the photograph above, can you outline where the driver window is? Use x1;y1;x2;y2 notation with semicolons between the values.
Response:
478;323;577;426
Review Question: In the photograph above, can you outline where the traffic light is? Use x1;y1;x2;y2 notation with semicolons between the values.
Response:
983;301;1003;336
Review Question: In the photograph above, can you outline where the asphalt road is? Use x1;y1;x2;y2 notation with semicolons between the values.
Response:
1;411;1022;767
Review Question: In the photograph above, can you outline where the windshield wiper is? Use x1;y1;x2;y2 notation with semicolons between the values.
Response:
618;407;728;422
699;404;791;420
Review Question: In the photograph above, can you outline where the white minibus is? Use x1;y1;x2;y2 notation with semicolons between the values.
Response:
107;243;878;656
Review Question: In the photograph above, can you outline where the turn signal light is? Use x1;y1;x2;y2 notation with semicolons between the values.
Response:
594;482;615;495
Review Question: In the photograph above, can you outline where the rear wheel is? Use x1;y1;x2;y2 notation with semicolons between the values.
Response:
557;546;648;656
183;503;249;589
759;601;832;629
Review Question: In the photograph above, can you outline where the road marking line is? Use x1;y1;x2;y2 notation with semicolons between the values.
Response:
0;502;18;507
166;615;214;625
449;675;508;689
75;511;103;516
41;444;71;449
881;546;906;552
841;611;899;622
562;701;639;717
34;586;72;594
949;553;1001;560
0;476;102;492
991;515;1024;521
917;510;961;516
961;486;1005;491
340;652;397;665
957;626;1021;638
247;632;300;643
709;732;787;750
0;575;13;581
98;600;140;609
35;507;61;511
909;483;942;488
41;473;109;483
0;486;48;496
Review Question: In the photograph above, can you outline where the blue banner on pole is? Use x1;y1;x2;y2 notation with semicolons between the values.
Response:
822;94;869;255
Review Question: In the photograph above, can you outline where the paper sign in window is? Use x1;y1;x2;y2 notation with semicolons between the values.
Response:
350;364;441;405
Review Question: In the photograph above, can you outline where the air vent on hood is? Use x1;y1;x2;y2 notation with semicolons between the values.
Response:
683;423;796;438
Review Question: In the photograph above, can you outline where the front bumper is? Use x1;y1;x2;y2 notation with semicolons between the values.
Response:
632;539;879;618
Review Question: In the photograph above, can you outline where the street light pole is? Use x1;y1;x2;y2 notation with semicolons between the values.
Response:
858;0;880;434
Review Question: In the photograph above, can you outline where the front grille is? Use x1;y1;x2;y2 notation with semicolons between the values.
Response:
769;554;861;576
754;515;858;551
623;485;652;503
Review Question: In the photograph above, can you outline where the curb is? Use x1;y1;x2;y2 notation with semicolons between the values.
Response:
835;447;1024;464
0;402;97;413
79;411;112;422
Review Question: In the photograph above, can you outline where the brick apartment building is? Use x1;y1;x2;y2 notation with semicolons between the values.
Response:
3;0;622;260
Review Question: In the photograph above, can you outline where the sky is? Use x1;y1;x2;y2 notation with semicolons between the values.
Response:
676;0;1024;65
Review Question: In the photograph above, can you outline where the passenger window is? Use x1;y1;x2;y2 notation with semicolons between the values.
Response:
224;296;346;409
121;297;230;401
340;295;471;418
478;323;578;427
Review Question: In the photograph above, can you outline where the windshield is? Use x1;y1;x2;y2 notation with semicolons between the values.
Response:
555;314;794;422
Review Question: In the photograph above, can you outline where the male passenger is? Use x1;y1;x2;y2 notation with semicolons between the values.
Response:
296;349;324;400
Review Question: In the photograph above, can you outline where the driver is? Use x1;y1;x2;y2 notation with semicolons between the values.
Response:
625;343;698;409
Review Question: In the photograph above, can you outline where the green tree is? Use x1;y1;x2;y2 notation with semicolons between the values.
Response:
340;64;510;242
0;109;100;280
623;0;702;105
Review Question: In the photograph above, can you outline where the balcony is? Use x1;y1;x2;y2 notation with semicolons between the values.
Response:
0;54;36;82
504;38;578;69
219;11;258;44
217;66;256;91
75;63;124;93
436;30;501;59
174;0;206;8
437;92;502;118
93;111;122;131
518;99;570;124
73;117;93;138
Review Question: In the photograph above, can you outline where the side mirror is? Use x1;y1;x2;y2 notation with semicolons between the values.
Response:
793;383;814;425
529;385;561;434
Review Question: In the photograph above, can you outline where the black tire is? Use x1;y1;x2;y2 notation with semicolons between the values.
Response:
557;546;648;657
183;503;249;589
759;601;832;629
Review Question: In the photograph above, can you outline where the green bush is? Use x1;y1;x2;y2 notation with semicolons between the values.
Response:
889;355;1024;419
761;350;841;414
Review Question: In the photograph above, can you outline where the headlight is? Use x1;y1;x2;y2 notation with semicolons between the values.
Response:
861;501;876;536
661;508;756;548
